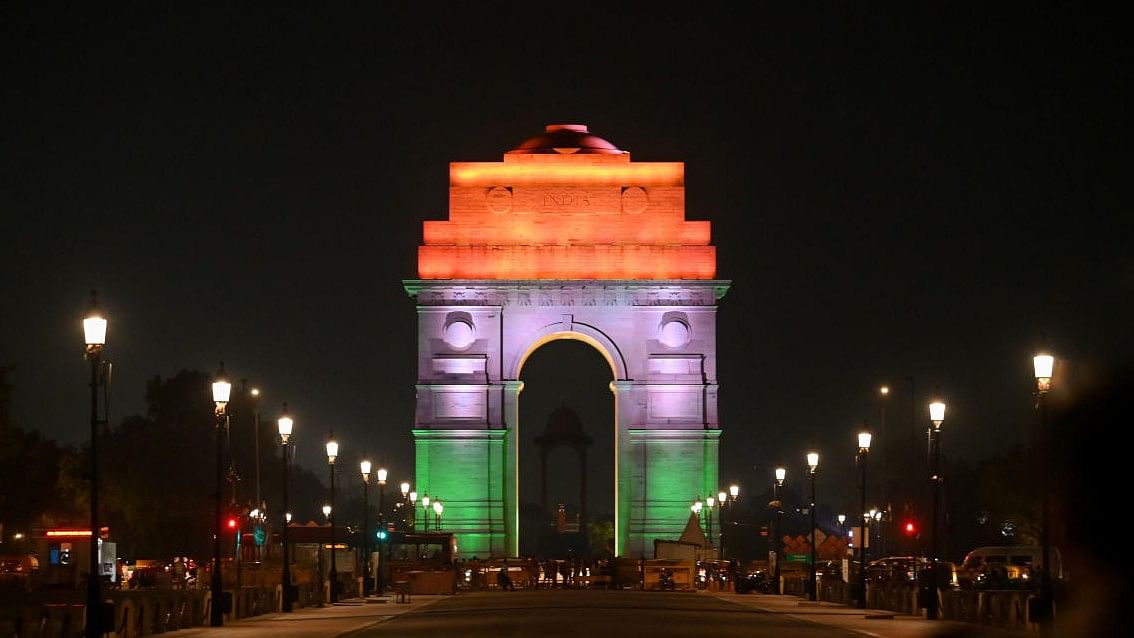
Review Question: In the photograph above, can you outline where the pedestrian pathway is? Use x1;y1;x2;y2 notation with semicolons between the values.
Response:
707;592;1030;638
170;594;447;638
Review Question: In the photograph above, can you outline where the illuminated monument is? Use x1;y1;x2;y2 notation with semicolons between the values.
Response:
406;124;729;558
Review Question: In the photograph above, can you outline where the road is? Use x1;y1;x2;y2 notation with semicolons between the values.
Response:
357;590;869;638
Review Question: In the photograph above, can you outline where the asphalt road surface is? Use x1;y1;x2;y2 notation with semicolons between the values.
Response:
355;590;860;638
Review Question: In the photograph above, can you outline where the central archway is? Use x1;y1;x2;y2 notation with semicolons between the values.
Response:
517;337;614;558
405;123;729;559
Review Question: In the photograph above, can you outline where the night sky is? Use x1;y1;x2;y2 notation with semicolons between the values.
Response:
3;4;1128;517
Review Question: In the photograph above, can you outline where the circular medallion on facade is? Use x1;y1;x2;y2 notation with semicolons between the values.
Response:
621;186;648;213
658;319;690;348
486;186;513;213
444;320;476;350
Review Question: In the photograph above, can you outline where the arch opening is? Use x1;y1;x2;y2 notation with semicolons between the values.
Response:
517;337;616;560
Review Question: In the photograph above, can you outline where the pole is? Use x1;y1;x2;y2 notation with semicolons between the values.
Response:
771;482;781;594
928;426;941;619
362;479;369;597
254;407;261;513
858;450;868;609
377;481;385;594
211;407;225;626
1038;391;1053;635
253;407;261;562
809;471;817;601
329;462;338;603
280;439;292;612
86;350;101;638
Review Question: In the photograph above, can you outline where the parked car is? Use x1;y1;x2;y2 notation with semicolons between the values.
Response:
865;556;928;584
734;567;774;594
0;554;39;589
957;546;1061;590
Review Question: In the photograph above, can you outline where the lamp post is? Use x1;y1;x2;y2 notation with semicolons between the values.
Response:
433;500;444;531
926;397;946;619
421;493;431;531
856;428;872;609
691;496;703;534
716;490;727;557
772;467;786;595
250;387;262;522
705;496;716;548
360;460;371;597
82;292;107;638
1034;352;1055;633
398;481;410;532
326;433;339;603
376;467;387;594
210;364;231;627
838;514;847;548
409;491;418;531
807;451;819;601
277;406;293;612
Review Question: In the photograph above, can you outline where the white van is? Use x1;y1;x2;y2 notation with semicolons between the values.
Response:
958;546;1063;589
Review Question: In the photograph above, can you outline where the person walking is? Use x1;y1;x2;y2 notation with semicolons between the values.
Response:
497;559;515;591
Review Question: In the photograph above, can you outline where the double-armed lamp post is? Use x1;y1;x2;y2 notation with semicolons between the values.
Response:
82;292;107;638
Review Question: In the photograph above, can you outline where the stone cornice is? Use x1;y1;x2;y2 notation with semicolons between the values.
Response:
404;279;731;307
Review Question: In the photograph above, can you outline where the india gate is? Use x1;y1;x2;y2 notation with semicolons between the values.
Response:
405;124;730;558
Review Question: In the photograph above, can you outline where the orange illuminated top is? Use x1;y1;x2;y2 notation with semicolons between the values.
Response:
418;123;717;280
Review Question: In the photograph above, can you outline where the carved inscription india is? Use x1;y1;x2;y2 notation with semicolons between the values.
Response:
542;191;590;208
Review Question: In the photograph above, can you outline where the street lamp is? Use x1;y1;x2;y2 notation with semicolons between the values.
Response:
360;460;371;597
249;386;262;528
82;291;107;638
326;433;339;603
706;495;716;547
433;500;444;531
772;467;786;594
1033;351;1055;633
210;363;231;627
807;451;819;601
421;492;431;531
409;491;418;531
926;397;946;619
277;406;293;612
856;427;872;609
376;467;387;594
716;490;727;559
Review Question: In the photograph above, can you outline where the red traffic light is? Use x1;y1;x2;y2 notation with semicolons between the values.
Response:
226;517;238;530
904;521;916;535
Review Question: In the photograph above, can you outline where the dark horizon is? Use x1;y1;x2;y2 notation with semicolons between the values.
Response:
2;4;1128;514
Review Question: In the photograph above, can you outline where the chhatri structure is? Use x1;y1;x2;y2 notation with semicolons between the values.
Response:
405;124;730;558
